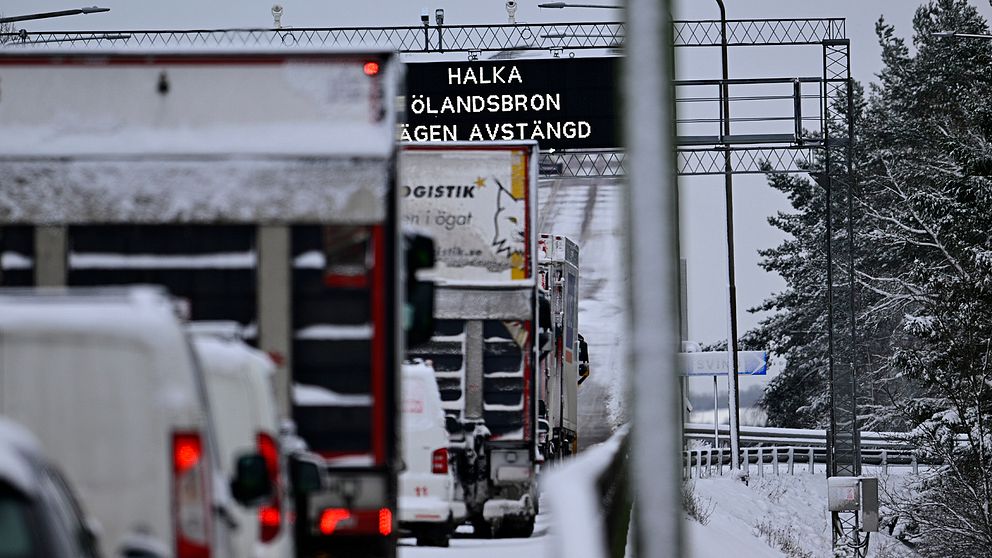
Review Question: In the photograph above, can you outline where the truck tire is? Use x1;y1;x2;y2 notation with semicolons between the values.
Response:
495;516;535;538
416;531;451;548
471;517;494;538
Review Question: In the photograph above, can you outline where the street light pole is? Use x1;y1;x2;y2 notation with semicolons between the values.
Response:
716;0;743;472
0;7;110;24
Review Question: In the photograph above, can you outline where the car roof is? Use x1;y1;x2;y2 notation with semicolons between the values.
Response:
0;417;44;496
0;287;184;348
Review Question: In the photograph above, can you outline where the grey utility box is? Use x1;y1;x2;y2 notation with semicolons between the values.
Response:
827;476;879;532
827;477;861;512
860;477;879;532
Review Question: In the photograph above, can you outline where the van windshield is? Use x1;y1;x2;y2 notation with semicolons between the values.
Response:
0;486;39;558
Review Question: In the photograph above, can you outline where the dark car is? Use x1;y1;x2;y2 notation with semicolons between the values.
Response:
0;417;101;558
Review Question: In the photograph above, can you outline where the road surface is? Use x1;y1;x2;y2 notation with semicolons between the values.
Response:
399;502;557;558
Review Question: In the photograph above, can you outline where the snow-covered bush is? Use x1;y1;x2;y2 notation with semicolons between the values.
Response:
681;481;714;525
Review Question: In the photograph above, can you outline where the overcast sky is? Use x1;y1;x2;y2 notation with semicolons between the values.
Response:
4;0;990;364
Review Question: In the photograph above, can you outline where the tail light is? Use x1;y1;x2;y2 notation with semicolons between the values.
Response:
256;433;282;543
378;508;392;536
172;432;211;558
431;448;448;474
319;509;353;535
316;508;394;536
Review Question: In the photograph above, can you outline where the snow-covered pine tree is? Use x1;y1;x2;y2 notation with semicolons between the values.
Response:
750;164;833;428
855;1;992;554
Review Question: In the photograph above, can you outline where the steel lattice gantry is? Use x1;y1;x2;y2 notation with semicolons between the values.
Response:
0;23;624;52
821;39;864;554
4;18;844;179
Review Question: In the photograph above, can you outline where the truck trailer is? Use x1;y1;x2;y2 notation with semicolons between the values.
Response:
536;233;582;459
0;49;424;558
400;142;543;537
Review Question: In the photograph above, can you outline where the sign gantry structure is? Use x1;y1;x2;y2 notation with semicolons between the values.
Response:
4;18;862;554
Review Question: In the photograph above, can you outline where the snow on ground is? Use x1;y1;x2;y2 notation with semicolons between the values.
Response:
398;503;558;558
688;467;918;558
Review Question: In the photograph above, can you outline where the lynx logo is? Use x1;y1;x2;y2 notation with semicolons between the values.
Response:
491;179;526;269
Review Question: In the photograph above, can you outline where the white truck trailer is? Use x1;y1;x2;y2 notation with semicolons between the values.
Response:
400;142;542;538
536;233;583;459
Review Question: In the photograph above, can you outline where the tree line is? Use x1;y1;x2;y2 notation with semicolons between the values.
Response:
750;1;992;554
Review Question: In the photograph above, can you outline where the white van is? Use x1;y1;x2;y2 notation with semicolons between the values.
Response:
0;288;272;558
191;328;292;558
398;360;467;547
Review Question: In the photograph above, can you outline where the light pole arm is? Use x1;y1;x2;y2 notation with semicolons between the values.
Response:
0;7;110;24
932;31;992;40
538;2;622;8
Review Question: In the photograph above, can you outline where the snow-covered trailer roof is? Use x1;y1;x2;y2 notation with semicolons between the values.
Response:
0;50;400;224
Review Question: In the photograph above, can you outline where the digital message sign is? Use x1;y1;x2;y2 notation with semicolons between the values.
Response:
403;57;619;150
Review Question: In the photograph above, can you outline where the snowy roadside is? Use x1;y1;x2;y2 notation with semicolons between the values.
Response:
687;470;918;558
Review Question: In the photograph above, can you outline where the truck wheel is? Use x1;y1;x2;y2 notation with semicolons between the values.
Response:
516;517;536;538
495;516;535;538
416;531;451;547
471;517;494;538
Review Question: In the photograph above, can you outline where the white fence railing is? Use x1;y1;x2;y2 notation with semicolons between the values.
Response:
684;422;924;450
545;425;630;558
680;423;955;478
682;445;923;479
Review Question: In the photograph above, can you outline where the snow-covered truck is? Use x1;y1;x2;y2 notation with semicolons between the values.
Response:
400;142;542;537
536;233;582;459
0;49;429;558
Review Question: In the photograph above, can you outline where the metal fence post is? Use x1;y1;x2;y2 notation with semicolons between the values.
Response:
787;447;795;475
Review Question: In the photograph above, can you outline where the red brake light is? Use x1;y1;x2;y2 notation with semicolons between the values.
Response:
257;433;282;543
172;432;211;558
431;448;448;474
173;434;202;473
363;61;381;76
260;506;281;527
315;508;394;537
378;508;392;536
257;433;279;477
319;509;353;535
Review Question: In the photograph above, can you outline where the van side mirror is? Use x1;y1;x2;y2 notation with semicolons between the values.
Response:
404;232;436;347
289;454;323;496
230;453;272;506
